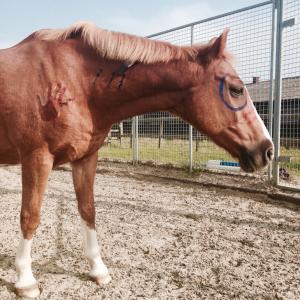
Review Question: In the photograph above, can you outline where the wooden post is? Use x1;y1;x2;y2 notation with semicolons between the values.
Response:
158;119;164;148
119;122;123;146
130;118;133;148
196;134;199;152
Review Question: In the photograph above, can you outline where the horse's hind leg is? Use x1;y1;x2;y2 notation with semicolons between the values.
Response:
15;149;53;298
72;152;111;285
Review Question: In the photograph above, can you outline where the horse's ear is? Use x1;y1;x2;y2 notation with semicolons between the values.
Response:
198;28;229;65
210;28;229;58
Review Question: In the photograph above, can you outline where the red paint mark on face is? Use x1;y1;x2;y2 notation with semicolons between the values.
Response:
242;110;257;126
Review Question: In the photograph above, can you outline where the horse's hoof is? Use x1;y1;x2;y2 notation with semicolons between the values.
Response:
92;274;112;285
15;283;40;298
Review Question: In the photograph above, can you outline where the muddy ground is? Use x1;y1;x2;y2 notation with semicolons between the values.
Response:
0;163;299;300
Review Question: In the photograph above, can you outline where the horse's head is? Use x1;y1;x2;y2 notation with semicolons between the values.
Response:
177;29;273;172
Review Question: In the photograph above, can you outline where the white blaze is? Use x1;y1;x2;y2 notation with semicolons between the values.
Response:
246;87;272;141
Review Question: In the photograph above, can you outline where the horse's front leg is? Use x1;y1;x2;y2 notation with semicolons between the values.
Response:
72;152;111;285
15;149;53;298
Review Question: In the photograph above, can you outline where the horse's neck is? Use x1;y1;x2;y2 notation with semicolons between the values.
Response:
93;61;193;126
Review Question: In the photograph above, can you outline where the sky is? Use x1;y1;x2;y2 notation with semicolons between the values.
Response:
0;0;298;81
0;0;264;48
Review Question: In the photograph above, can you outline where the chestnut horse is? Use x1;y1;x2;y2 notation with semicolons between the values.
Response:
0;22;273;297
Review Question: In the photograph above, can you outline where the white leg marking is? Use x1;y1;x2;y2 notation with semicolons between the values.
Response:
81;219;110;279
15;238;37;289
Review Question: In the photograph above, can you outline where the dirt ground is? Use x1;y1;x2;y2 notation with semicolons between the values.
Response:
0;163;299;300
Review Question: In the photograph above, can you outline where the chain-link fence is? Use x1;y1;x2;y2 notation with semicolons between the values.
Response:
100;0;300;190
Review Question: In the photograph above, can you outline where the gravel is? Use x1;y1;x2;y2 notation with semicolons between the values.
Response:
0;164;299;299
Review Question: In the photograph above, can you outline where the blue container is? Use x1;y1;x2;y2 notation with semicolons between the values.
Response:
220;161;240;167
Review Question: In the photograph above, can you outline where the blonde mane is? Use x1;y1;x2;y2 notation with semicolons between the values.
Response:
35;21;199;64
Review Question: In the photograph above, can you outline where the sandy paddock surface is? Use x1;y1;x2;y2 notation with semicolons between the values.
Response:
0;163;299;300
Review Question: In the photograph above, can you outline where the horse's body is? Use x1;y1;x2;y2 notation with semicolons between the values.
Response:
0;22;273;297
0;37;108;166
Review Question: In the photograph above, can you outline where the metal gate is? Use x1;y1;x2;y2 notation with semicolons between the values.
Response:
273;0;300;189
100;0;300;190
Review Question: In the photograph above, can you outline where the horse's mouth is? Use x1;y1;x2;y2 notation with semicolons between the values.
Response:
238;139;274;173
239;155;257;173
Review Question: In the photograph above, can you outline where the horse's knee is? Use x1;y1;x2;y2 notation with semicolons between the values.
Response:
20;210;40;239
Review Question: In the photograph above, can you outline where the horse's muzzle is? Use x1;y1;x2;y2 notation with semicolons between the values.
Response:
239;139;274;173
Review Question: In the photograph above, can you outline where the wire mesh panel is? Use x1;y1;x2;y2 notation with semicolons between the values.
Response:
99;119;133;162
138;113;190;167
278;0;300;187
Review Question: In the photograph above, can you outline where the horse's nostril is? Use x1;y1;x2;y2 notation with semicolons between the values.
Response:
265;147;274;162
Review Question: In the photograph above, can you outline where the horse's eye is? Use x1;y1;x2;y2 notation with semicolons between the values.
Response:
229;86;243;98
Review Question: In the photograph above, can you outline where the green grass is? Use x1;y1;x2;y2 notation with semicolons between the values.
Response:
100;137;133;162
100;137;234;167
100;137;300;181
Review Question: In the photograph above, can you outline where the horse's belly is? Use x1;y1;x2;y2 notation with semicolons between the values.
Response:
0;149;20;164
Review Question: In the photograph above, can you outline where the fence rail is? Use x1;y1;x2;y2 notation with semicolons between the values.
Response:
100;0;300;190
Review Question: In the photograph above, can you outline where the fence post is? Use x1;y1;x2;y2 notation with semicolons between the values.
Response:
189;126;193;172
267;0;276;181
132;116;139;163
272;0;284;185
158;119;164;149
188;25;194;172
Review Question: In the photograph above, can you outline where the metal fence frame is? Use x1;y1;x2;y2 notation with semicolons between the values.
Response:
101;0;300;191
271;0;298;189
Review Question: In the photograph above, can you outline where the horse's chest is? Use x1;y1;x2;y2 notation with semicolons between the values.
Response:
53;132;107;166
